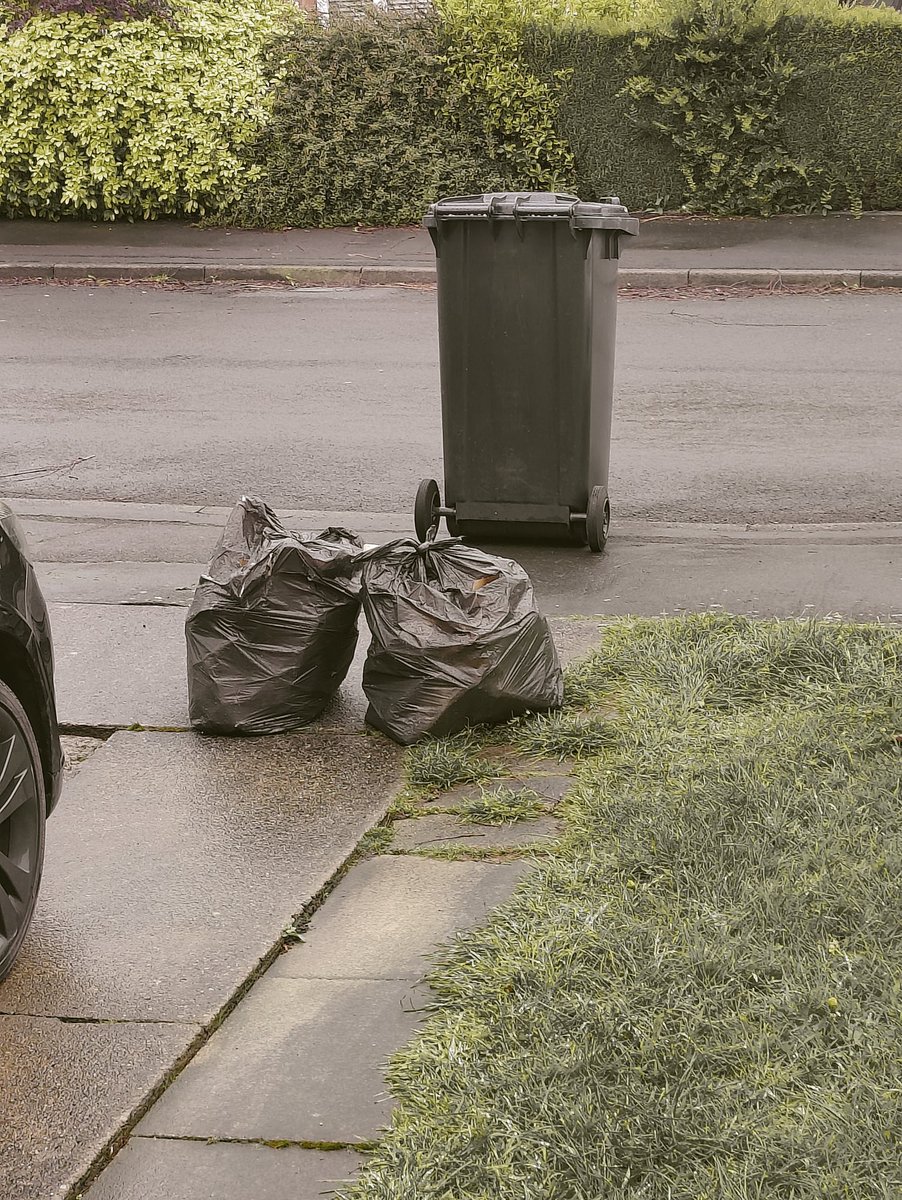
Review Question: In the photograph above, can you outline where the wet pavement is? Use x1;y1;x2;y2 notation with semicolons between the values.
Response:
0;729;402;1198
1;283;900;1198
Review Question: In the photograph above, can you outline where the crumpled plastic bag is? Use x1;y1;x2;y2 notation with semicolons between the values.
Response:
186;497;362;735
359;536;563;745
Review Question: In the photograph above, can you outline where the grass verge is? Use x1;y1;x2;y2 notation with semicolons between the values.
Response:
344;614;902;1200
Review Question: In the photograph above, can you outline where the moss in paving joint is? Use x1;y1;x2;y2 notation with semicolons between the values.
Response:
388;845;547;864
389;786;560;825
353;823;396;858
58;724;117;740
136;1133;377;1152
450;785;549;826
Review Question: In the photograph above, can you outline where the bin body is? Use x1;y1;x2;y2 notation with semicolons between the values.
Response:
425;193;637;541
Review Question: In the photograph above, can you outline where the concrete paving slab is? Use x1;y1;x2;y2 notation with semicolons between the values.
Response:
85;1138;362;1200
513;540;902;622
546;616;604;663
26;516;222;564
46;601;604;733
137;977;424;1143
511;774;573;801
0;730;401;1021
391;814;562;852
50;602;189;728
28;521;902;625
0;1014;194;1200
270;855;526;981
13;495;412;533
37;561;203;604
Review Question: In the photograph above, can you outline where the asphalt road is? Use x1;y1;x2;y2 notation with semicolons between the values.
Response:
2;284;901;524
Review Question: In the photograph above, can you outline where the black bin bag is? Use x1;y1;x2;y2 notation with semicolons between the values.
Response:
360;536;563;745
186;497;362;734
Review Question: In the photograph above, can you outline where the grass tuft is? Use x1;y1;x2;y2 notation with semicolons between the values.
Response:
405;732;503;792
513;709;618;760
454;786;547;827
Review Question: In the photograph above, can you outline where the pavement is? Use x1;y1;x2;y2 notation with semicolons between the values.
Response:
2;213;902;287
1;280;901;1199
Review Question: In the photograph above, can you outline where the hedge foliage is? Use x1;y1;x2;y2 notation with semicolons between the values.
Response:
431;0;580;192
0;0;289;219
1;0;900;222
779;20;902;212
524;0;902;214
233;14;506;228
239;0;902;225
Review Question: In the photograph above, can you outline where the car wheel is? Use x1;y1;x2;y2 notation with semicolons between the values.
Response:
0;679;46;983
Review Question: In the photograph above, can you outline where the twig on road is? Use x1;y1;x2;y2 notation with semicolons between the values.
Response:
0;455;95;481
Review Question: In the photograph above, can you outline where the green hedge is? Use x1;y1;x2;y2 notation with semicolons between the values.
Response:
1;0;900;222
232;14;509;229
0;0;289;219
523;5;902;214
239;0;902;224
523;26;680;211
780;22;902;211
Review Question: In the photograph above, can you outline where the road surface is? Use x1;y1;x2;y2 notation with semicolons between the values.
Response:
2;284;901;524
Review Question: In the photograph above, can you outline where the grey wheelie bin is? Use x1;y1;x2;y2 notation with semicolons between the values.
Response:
416;192;638;552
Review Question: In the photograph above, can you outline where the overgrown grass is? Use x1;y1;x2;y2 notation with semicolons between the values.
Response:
405;732;503;792
455;785;547;826
512;708;619;760
344;615;902;1200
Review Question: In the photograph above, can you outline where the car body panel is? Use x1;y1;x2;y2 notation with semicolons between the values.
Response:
0;507;63;810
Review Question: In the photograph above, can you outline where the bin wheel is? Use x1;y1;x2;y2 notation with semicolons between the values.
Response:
414;478;441;541
586;488;611;553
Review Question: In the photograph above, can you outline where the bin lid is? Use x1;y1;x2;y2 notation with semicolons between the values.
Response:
424;192;639;235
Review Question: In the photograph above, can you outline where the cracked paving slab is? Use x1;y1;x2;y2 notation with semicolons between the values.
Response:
0;1015;194;1200
136;976;426;1144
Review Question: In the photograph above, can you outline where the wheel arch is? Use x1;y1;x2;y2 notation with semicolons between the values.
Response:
0;631;54;808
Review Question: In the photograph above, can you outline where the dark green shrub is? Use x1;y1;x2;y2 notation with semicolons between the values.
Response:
781;20;902;210
523;1;902;213
523;24;683;209
234;13;508;228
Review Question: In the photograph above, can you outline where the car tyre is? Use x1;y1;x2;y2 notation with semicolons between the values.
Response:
0;679;46;983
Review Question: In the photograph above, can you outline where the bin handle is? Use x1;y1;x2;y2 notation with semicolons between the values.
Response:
511;194;526;240
568;200;581;239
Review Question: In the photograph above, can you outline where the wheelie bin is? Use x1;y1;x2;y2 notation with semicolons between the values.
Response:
416;192;638;552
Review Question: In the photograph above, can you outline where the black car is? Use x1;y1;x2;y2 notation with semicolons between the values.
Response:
0;501;63;982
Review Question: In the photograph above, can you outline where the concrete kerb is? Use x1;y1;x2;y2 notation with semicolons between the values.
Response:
52;262;206;282
2;263;902;288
